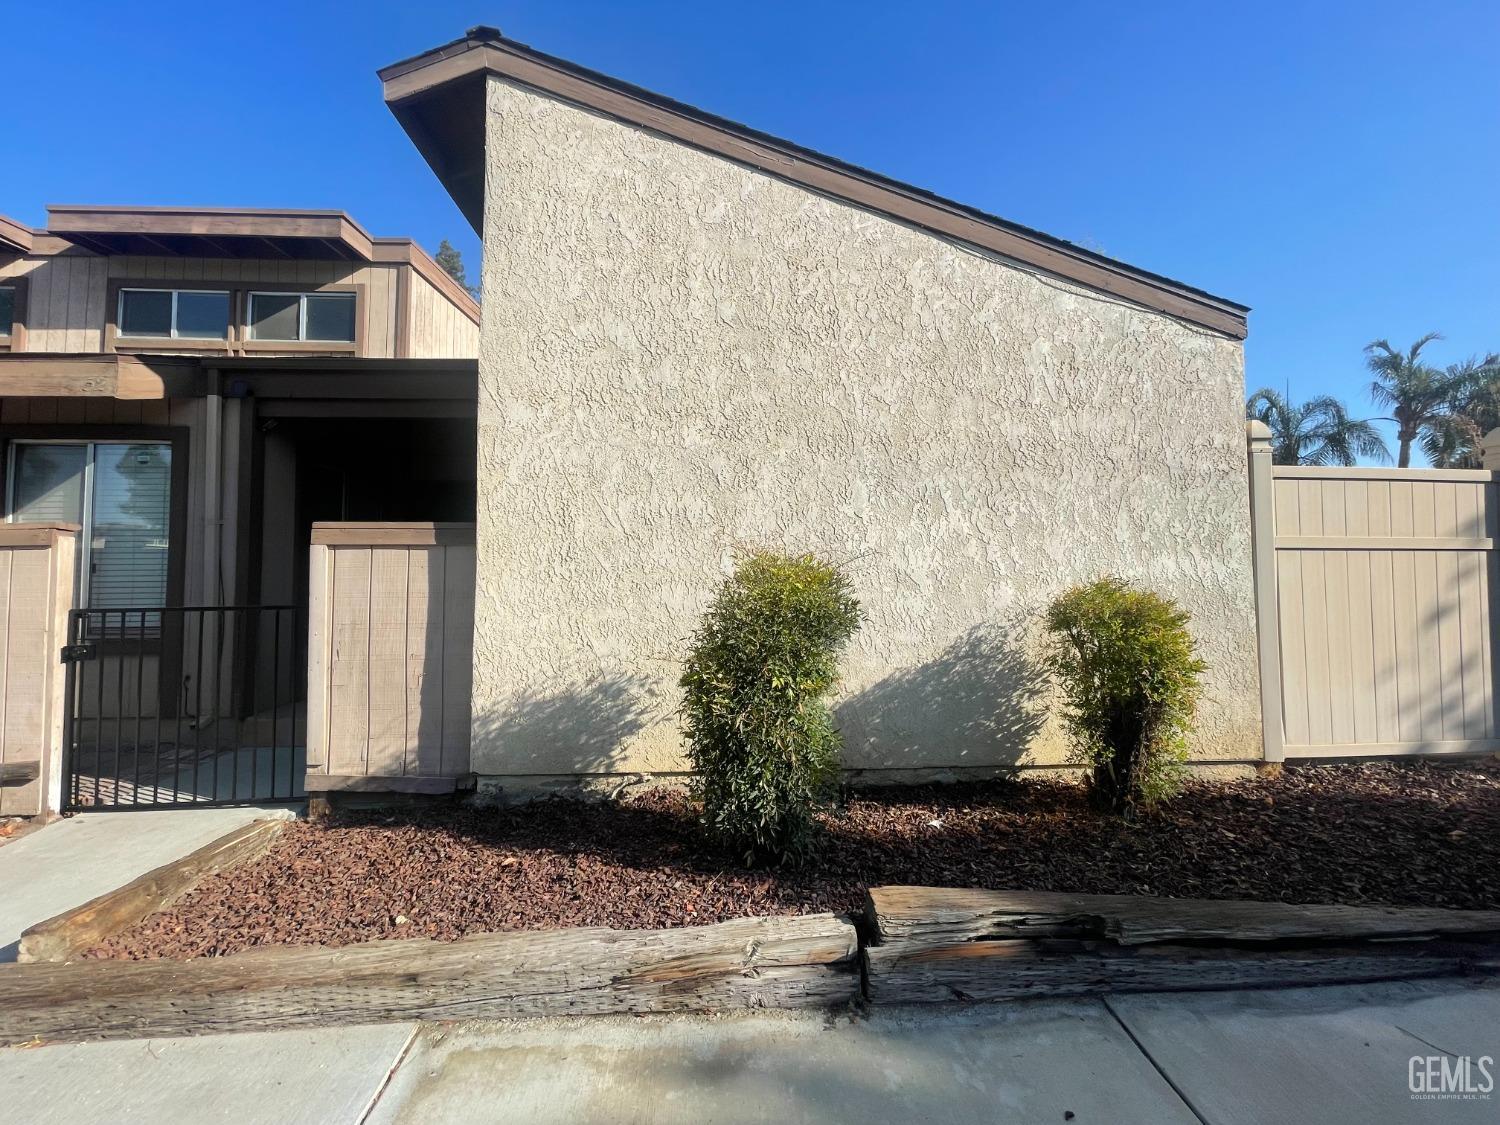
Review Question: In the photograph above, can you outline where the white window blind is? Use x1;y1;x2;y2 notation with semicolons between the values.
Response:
88;444;171;609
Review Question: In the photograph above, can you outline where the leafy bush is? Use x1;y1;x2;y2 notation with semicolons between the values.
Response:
679;550;863;865
1044;578;1205;814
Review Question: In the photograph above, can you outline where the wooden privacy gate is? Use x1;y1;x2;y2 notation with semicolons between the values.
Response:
1248;427;1500;760
305;523;475;796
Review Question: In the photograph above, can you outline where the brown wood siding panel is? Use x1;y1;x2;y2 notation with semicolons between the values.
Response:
364;266;393;358
65;259;90;352
27;259;63;351
327;548;372;776
365;548;408;774
81;258;108;351
408;546;444;775
405;270;478;358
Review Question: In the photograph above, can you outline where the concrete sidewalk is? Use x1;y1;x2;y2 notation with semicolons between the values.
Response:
0;805;297;961
3;978;1496;1123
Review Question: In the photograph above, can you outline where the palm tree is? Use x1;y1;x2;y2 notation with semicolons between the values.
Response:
1246;388;1390;466
1424;353;1500;468
1365;333;1472;468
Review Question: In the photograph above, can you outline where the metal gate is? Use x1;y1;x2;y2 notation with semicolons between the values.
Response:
62;605;306;810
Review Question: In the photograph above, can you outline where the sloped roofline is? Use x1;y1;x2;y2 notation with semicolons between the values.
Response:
0;214;33;255
380;28;1248;339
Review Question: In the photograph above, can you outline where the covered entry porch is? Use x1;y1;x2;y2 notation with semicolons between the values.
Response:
0;353;477;815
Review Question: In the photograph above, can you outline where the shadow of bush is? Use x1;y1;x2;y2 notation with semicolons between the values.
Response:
836;625;1048;772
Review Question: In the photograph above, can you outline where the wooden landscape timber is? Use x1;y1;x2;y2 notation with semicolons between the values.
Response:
17;818;289;964
863;887;1500;1004
0;913;861;1046
866;886;1500;947
865;937;1497;1004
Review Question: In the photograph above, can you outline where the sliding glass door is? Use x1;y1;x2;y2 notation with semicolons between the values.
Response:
6;440;173;617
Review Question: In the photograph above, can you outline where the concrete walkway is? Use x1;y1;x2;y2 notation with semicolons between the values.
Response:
0;805;297;961
3;979;1496;1123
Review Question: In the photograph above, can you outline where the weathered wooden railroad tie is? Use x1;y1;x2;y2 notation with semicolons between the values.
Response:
861;885;1500;1003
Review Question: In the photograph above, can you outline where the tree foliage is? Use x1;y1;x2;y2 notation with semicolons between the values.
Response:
1365;333;1475;468
1246;387;1389;466
1420;353;1500;468
679;550;863;865
434;239;479;299
1045;579;1205;815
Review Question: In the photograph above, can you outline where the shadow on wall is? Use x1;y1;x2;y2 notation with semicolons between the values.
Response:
468;629;1050;779
836;626;1048;773
471;675;662;776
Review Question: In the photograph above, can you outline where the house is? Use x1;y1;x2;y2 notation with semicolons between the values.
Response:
7;30;1491;824
0;206;479;816
376;28;1265;797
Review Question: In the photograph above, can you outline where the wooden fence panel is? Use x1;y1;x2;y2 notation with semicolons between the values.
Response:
306;524;475;791
0;524;79;816
1248;440;1500;760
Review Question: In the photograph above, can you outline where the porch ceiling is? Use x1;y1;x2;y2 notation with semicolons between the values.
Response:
217;356;477;405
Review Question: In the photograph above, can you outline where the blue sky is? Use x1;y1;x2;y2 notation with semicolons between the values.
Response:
8;1;1496;456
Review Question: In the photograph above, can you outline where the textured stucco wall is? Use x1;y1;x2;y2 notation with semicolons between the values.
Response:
475;76;1262;781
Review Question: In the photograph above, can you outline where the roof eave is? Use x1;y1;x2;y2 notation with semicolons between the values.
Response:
0;214;34;255
380;32;1249;339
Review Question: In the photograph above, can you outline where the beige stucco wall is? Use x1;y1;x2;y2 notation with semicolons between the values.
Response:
474;75;1262;782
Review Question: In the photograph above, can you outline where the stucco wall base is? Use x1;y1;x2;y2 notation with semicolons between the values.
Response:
471;761;1261;807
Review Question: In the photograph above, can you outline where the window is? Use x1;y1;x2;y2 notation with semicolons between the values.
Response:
7;441;173;621
248;291;355;343
0;286;14;337
118;288;230;340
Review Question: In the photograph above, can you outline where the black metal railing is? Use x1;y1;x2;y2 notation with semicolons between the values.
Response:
62;605;306;810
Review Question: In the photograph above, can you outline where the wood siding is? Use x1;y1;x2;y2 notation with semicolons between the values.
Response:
1;255;406;357
306;525;474;784
0;525;78;816
406;270;479;358
1264;466;1500;758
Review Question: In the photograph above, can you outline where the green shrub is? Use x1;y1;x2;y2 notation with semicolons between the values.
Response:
679;550;863;865
1044;578;1205;814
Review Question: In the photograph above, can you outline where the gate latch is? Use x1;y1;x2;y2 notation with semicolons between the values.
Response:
60;644;96;664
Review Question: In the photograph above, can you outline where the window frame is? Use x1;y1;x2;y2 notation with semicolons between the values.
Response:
0;277;29;351
116;287;232;342
103;278;364;356
246;290;357;344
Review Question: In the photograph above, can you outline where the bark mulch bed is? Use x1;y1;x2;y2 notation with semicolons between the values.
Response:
88;760;1500;960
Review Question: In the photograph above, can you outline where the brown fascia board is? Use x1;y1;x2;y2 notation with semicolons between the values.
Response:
379;30;1249;339
371;237;481;324
0;214;34;254
46;205;377;261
